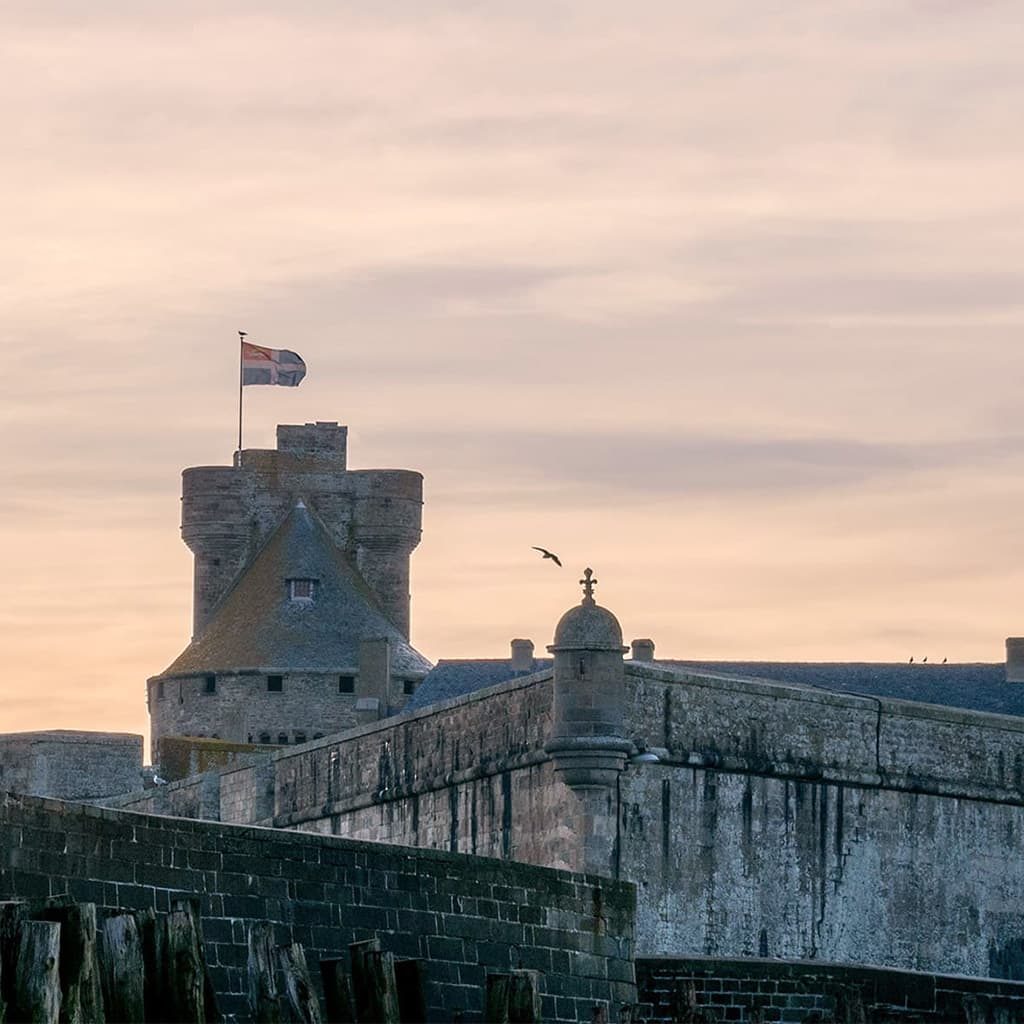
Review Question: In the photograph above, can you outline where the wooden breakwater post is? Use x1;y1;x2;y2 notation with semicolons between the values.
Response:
0;899;218;1024
0;901;27;1019
318;958;355;1024
278;943;321;1024
484;969;541;1024
133;907;166;1024
15;920;62;1024
319;940;423;1024
246;924;324;1024
247;923;281;1024
393;959;426;1024
39;902;104;1024
349;939;400;1024
169;898;220;1024
99;912;145;1024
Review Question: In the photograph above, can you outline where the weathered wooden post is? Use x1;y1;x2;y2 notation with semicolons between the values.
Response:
165;905;205;1022
15;919;62;1024
0;901;27;1018
485;974;511;1024
277;943;321;1024
349;940;399;1024
484;970;540;1024
170;899;220;1024
39;903;104;1024
99;913;145;1024
394;960;427;1024
247;923;281;1024
318;959;354;1024
134;907;167;1024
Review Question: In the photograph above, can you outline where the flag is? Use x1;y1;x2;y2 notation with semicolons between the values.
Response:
241;342;306;387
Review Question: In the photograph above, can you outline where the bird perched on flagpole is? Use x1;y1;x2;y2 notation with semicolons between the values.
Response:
532;546;562;567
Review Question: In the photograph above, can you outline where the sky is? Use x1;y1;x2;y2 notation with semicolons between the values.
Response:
4;1;1024;746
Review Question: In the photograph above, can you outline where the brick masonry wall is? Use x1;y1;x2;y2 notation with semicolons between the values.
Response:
636;957;1024;1023
0;792;636;1023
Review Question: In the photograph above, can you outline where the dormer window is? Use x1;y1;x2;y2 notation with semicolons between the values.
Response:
288;578;317;602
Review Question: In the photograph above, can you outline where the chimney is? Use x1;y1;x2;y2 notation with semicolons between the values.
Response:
359;638;392;713
1007;638;1024;682
631;638;656;662
511;638;535;672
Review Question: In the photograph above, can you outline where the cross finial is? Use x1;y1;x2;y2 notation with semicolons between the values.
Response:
580;567;597;604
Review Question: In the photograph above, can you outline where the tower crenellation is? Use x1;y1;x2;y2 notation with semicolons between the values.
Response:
181;422;421;639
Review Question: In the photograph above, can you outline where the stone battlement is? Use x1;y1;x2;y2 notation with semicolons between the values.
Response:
181;422;422;638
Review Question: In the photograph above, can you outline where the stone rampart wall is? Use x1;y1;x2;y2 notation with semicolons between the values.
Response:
258;672;587;872
621;669;1024;976
637;957;1024;1023
0;731;142;801
125;665;1024;979
625;666;1024;802
0;792;636;1023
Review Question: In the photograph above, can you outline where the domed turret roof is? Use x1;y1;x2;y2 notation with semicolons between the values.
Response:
548;568;628;653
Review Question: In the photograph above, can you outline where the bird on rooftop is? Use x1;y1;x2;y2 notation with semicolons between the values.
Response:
532;546;562;567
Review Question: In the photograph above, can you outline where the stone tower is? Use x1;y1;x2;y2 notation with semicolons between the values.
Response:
148;423;432;768
182;422;422;639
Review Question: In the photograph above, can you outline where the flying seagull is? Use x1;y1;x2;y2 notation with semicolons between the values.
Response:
532;546;562;567
909;656;914;664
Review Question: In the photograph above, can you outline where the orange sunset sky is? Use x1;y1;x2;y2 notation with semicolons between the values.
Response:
4;2;1024;749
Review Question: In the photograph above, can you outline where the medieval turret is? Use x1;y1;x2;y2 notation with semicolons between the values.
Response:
545;568;632;790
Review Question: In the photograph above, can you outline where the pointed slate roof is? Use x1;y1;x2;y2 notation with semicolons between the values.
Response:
404;657;554;710
158;502;432;678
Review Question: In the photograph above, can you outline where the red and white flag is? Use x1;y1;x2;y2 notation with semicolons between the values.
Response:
241;342;306;387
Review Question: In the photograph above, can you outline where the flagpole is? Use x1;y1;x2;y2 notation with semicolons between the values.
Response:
237;330;246;456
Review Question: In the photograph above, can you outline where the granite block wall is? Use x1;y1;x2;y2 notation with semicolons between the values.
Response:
624;666;1024;802
637;957;1024;1023
149;670;415;761
264;673;590;872
620;669;1024;976
0;731;142;801
0;792;636;1023
124;662;1024;982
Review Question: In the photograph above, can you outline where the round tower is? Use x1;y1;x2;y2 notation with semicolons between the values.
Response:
544;568;632;789
181;466;253;638
350;470;423;639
